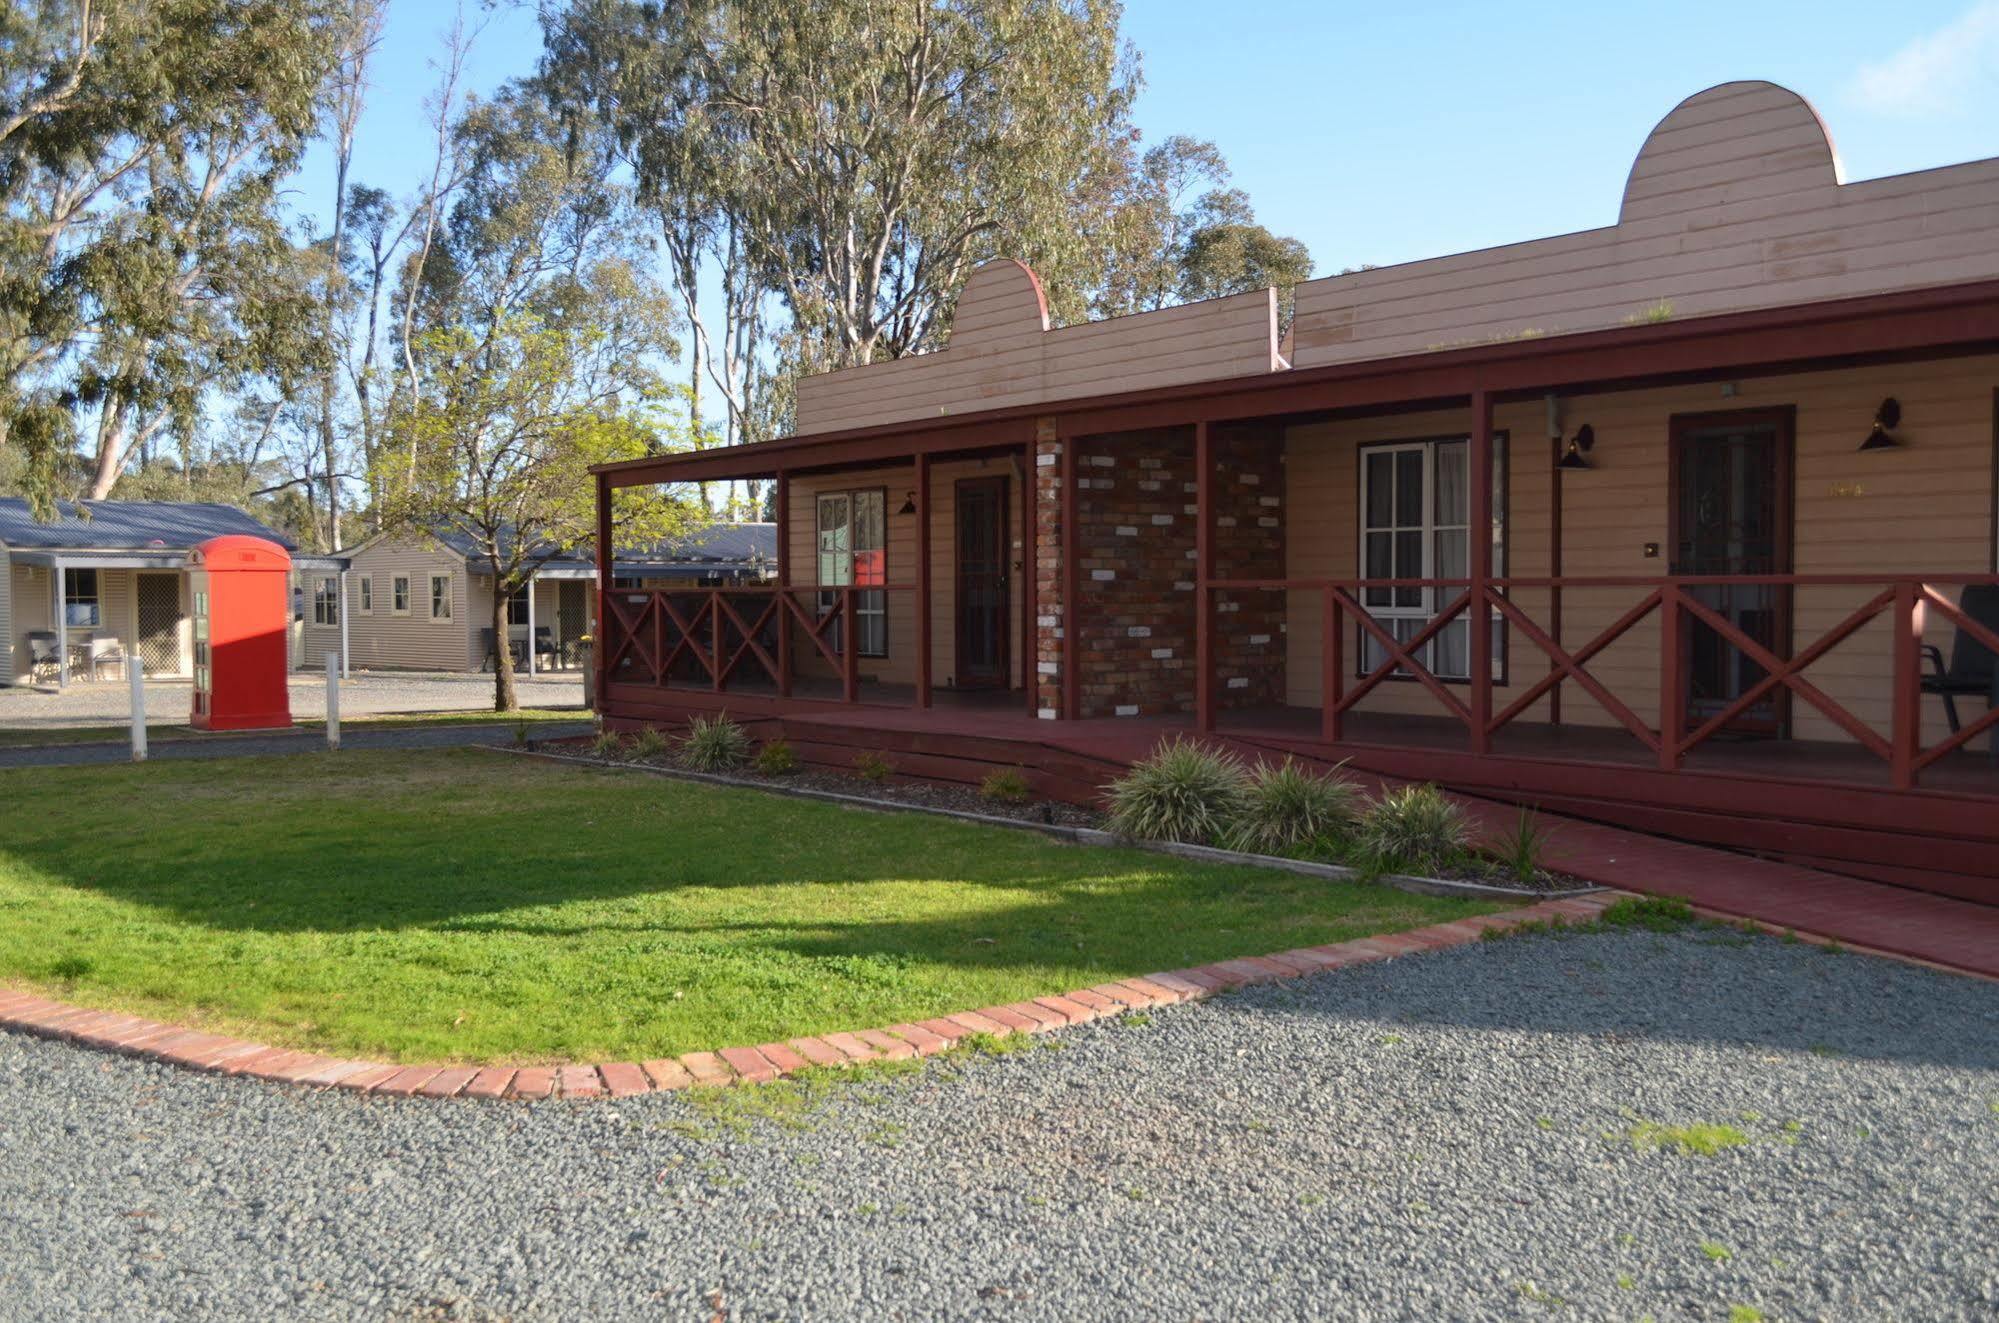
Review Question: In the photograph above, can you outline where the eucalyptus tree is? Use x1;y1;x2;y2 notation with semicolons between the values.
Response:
376;87;693;712
0;0;350;514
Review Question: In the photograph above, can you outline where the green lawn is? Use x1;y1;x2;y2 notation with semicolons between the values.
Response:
0;749;1501;1064
0;707;585;748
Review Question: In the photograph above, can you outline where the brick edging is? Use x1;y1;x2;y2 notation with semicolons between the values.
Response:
0;894;1625;1100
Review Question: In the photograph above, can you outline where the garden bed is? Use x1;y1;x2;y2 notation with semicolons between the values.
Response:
538;734;1596;898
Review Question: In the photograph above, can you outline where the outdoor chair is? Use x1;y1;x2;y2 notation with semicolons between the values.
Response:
534;626;559;669
86;635;128;682
480;628;515;673
26;631;60;685
1920;583;1999;764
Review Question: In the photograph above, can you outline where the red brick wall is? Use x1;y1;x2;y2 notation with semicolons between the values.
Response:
1042;425;1285;719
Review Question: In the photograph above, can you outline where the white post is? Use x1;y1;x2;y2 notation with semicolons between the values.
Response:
129;660;147;762
325;651;341;750
525;573;538;678
338;569;351;679
52;556;66;692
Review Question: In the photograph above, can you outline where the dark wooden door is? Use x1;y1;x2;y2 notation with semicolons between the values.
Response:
1669;408;1794;736
955;477;1009;687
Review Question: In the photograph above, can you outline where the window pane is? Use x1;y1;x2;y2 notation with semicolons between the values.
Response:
1434;440;1468;525
818;494;850;586
1365;452;1394;527
1433;617;1469;679
1363;531;1393;607
1434;528;1468;579
1394;530;1424;607
852;491;885;586
1394;451;1424;525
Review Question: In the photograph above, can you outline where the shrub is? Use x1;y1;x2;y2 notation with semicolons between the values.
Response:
627;726;672;761
589;730;624;759
1357;783;1469;875
1103;737;1249;844
512;719;532;747
853;751;893;782
754;738;799;777
1225;758;1361;855
1494;807;1551;884
980;768;1032;804
678;713;751;772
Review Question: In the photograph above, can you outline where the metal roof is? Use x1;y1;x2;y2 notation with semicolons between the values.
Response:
0;498;295;552
420;522;776;570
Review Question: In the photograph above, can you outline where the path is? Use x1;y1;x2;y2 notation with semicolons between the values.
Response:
1;927;1991;1320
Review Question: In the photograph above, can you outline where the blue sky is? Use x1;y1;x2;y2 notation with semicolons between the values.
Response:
299;0;1999;278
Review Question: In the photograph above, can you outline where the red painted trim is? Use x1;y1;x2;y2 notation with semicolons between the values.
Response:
593;474;612;711
1195;421;1215;734
1022;444;1037;715
1469;390;1493;754
775;471;792;698
915;454;931;708
1060;427;1079;721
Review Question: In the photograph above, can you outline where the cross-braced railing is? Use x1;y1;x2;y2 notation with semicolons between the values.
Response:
598;584;917;705
1206;573;1999;791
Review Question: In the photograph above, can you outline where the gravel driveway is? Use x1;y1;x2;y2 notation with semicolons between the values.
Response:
2;928;1993;1320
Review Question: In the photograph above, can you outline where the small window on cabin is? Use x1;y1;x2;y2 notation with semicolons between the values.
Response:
392;576;411;615
430;574;452;620
312;577;340;626
506;586;530;626
358;577;372;614
63;568;100;628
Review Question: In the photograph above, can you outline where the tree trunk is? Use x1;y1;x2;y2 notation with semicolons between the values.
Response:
492;584;519;712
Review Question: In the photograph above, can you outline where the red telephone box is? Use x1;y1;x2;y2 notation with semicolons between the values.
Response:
187;535;294;731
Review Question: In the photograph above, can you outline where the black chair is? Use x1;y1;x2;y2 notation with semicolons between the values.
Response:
534;626;559;668
479;628;512;673
1920;583;1999;764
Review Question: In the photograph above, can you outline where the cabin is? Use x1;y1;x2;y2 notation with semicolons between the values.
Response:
311;523;776;674
589;83;1999;906
0;499;349;687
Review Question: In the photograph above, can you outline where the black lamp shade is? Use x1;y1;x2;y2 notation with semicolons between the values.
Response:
1556;423;1595;470
1860;397;1902;451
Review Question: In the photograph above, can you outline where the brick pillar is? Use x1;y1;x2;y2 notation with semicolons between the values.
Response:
1034;432;1064;718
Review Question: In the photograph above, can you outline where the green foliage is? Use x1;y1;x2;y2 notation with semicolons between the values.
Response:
628;727;672;761
0;0;352;511
1356;784;1470;875
980;768;1032;804
1103;737;1250;845
1494;807;1552;885
853;751;894;783
678;714;750;772
1225;758;1360;855
753;738;799;777
1627;1120;1750;1156
590;730;625;759
1598;895;1696;931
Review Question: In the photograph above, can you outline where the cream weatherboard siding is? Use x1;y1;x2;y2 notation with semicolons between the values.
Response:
0;545;11;683
315;537;471;672
1282;353;1999;752
784;456;1026;691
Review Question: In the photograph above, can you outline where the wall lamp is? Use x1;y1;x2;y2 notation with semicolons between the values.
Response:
1859;397;1902;452
1557;424;1596;470
897;490;918;516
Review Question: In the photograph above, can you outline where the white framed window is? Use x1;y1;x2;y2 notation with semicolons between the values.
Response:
429;573;453;620
312;576;340;626
506;586;530;626
1356;435;1507;682
63;568;100;628
392;575;411;615
358;577;373;614
815;489;887;657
